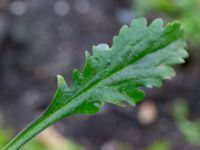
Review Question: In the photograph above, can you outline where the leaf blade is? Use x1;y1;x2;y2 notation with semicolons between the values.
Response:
2;18;188;150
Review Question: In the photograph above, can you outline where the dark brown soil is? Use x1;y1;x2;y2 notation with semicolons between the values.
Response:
0;0;199;150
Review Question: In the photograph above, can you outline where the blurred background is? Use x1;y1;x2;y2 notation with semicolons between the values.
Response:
0;0;200;150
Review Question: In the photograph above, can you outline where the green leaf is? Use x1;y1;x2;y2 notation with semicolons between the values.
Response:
2;18;188;150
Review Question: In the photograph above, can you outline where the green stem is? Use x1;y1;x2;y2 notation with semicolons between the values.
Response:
2;95;82;150
2;114;55;150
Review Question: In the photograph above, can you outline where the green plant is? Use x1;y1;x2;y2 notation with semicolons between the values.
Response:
145;139;170;150
2;18;188;150
134;0;200;46
174;100;200;145
0;116;10;148
0;114;47;150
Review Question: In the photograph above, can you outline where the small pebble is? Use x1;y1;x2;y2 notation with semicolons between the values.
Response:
54;1;70;16
8;1;27;16
137;101;158;125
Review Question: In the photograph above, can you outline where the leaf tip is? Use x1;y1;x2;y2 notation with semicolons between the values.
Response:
57;75;64;84
130;17;147;28
150;18;164;28
57;75;68;89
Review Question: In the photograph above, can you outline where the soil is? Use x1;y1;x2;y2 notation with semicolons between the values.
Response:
0;0;199;150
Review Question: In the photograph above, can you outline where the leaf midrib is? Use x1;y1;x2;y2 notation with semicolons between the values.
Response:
45;32;178;124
